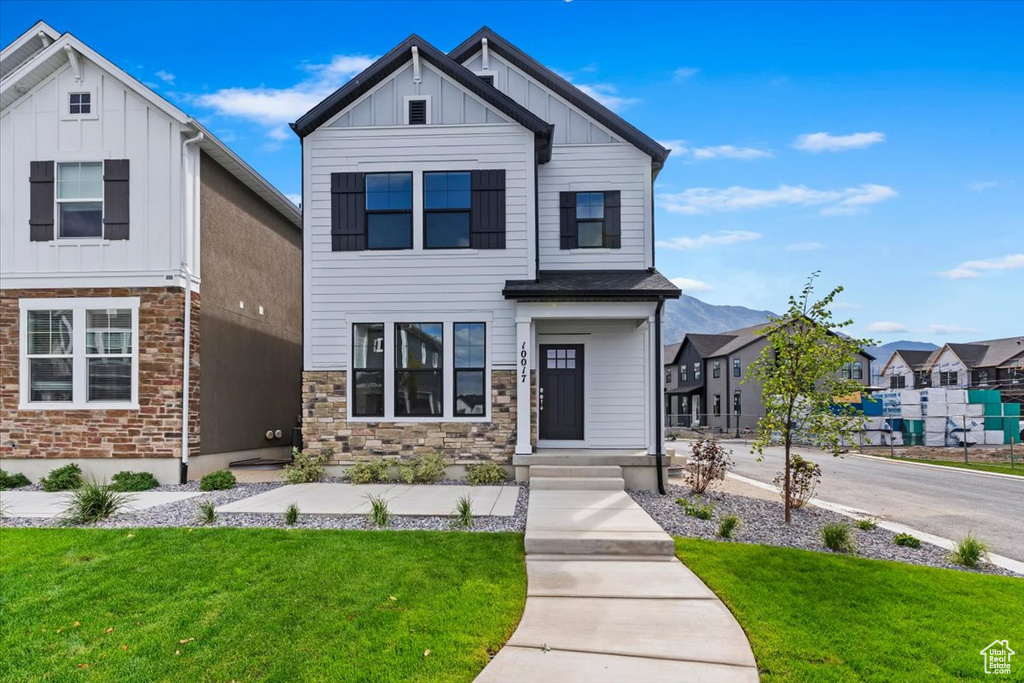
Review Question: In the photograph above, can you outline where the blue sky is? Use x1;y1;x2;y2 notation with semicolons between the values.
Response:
3;0;1022;343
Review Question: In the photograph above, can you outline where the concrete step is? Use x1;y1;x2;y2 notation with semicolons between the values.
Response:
530;476;624;491
525;530;675;556
529;465;623;479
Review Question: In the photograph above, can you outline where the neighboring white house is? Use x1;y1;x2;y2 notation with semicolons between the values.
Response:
880;338;1024;398
1;22;303;483
293;28;680;490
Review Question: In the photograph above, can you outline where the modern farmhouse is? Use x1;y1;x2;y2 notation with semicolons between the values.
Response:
0;22;302;484
293;28;680;490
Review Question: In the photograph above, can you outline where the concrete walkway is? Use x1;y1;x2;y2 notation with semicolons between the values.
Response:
477;470;758;682
0;490;201;518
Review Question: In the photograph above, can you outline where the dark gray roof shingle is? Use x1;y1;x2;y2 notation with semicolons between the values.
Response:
503;270;681;300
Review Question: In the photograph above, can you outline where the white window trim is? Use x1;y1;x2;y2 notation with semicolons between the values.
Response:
19;297;140;410
402;95;432;125
347;315;492;423
56;161;104;240
473;70;500;89
60;85;99;121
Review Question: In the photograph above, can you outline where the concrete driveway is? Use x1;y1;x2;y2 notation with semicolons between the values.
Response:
676;439;1024;562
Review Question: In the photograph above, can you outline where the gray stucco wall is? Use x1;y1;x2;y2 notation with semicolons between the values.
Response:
198;152;302;456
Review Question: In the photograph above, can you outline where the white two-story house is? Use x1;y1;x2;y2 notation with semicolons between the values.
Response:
1;22;302;483
293;28;680;490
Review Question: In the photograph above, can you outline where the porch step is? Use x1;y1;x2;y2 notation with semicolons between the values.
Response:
525;530;675;556
530;476;624;491
529;465;623;479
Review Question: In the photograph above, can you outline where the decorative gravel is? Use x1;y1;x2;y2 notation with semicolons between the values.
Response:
630;483;1018;577
1;481;528;533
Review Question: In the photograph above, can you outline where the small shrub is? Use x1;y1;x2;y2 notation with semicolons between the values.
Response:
41;463;83;492
284;503;300;526
949;534;990;567
466;462;510;486
684;437;733;494
367;494;391;528
717;515;741;539
453;495;474;529
284;448;327;484
774;455;821;509
200;469;236;491
411;453;447;483
64;480;131;524
397;462;416;484
822;522;855;553
675;498;715;520
110;471;159;492
347;460;390;484
0;470;31;490
197;501;216;525
855;518;878;531
894;532;921;549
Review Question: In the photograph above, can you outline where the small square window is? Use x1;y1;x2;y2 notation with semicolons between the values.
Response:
69;92;91;115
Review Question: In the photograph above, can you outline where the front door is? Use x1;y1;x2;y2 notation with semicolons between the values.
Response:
539;344;584;440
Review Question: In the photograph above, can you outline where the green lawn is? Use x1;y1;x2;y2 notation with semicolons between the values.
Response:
0;528;526;682
676;538;1024;682
886;456;1023;477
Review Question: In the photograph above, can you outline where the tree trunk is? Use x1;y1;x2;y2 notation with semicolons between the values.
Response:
784;433;792;524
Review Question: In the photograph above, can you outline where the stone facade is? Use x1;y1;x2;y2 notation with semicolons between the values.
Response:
302;370;517;462
0;287;201;461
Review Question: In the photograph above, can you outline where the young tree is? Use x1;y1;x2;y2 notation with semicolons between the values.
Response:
745;272;875;523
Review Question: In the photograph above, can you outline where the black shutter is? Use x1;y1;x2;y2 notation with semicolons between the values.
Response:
470;169;505;249
331;172;365;251
408;99;427;125
103;159;130;240
603;190;621;249
29;160;55;241
559;191;577;250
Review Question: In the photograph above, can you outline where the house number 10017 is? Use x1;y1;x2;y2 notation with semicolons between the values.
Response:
520;343;528;383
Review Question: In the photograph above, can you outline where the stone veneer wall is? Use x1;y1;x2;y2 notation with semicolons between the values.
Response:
0;287;201;460
302;370;517;462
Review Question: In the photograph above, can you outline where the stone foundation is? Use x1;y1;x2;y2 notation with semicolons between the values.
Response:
301;370;517;462
0;287;200;463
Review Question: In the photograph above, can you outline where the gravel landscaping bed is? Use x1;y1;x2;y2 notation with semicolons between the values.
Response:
1;481;528;533
631;483;1017;577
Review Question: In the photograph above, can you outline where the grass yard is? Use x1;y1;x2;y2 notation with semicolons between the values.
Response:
676;538;1024;682
885;456;1024;477
0;528;526;682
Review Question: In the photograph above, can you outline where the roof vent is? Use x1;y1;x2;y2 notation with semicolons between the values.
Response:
478;74;495;86
407;98;427;125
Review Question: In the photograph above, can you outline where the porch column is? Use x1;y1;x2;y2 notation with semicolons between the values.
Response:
515;319;533;454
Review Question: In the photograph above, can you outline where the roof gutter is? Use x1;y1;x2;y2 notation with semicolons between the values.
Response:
179;129;204;484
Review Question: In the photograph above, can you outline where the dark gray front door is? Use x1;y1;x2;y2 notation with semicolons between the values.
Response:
539;345;584;440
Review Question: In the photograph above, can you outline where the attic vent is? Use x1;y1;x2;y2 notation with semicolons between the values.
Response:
407;98;427;125
478;74;495;86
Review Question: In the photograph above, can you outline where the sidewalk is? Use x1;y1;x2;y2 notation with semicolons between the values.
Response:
477;489;758;682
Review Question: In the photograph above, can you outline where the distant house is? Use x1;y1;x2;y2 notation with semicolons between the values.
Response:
1;22;302;484
665;323;874;432
879;337;1024;401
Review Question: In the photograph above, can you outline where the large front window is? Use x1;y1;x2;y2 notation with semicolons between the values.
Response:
27;309;74;402
424;172;471;249
86;309;133;401
57;162;103;238
395;323;443;417
365;172;412;249
454;323;485;416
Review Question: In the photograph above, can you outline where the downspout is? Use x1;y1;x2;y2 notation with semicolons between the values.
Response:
533;157;540;281
654;298;666;495
179;129;204;483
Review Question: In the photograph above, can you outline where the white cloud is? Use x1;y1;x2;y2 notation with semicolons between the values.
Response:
658;140;773;162
573;82;639;112
285;193;302;206
658;184;897;216
867;322;910;333
927;324;979;335
193;53;378;135
967;180;998;192
657;230;761;250
793;131;885;153
670;277;713;293
939;253;1024;279
786;241;825;251
154;70;175;84
673;67;700;81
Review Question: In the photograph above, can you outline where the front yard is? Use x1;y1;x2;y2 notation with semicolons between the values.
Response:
677;538;1024;682
0;528;526;682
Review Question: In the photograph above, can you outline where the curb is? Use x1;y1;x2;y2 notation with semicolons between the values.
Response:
841;451;1023;481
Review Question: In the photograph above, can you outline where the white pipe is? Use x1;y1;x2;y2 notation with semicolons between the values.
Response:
179;130;204;481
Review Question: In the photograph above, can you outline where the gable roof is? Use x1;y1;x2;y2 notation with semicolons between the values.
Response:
449;27;671;172
291;33;554;161
925;337;1024;371
686;333;737;358
663;342;682;365
1;23;301;229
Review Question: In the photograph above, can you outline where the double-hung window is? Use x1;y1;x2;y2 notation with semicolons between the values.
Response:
680;365;687;382
712;360;721;379
424;172;471;249
352;323;385;417
733;358;741;378
841;362;853;380
852;361;863;380
693;362;701;381
57;162;103;238
575;192;606;248
365;172;412;249
21;298;139;409
454;323;486;416
395;323;443;417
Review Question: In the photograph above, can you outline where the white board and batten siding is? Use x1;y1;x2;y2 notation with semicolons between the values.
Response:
303;122;536;371
0;57;192;289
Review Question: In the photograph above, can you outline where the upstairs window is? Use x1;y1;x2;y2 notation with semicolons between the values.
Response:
395;323;443;417
559;190;621;249
57;162;103;238
712;360;721;379
406;97;428;125
852;361;863;380
365;172;412;249
69;92;91;115
733;358;741;377
938;371;958;387
841;362;852;380
424;171;471;249
693;361;702;381
890;375;907;389
680;364;687;382
575;192;605;248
